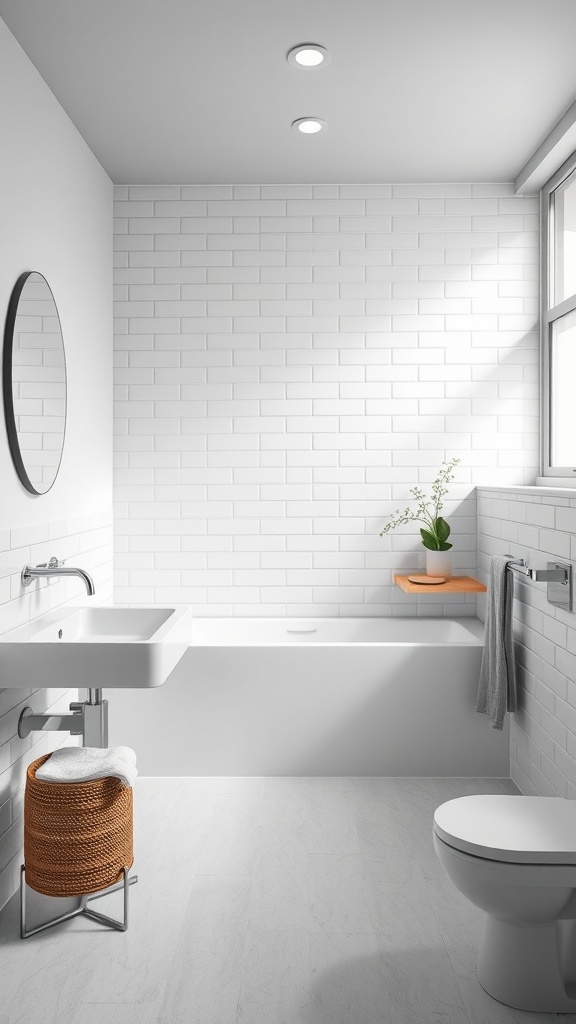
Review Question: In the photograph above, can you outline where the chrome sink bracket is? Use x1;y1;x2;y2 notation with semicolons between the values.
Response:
20;865;138;938
18;689;109;747
17;706;84;740
83;688;108;747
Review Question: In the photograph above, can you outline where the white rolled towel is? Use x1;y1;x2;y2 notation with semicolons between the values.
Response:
35;745;138;788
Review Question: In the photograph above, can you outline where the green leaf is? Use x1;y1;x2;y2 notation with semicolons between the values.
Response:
437;541;452;551
420;528;439;550
434;516;451;543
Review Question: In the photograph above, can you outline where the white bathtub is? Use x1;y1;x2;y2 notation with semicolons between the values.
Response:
109;617;509;777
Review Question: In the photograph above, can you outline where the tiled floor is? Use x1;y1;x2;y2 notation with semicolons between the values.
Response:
0;776;574;1024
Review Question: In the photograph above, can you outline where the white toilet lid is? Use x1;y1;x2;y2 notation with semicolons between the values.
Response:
434;795;576;864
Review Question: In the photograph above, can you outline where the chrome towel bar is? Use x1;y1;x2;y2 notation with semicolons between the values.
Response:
506;558;572;611
507;559;569;583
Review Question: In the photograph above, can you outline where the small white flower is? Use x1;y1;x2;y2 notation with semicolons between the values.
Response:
379;457;460;551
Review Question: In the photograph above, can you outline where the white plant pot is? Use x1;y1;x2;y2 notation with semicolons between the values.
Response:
426;549;452;578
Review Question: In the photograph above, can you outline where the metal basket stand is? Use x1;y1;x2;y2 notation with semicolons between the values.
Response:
20;865;138;938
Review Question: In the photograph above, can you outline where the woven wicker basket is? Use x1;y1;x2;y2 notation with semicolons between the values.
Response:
24;753;133;898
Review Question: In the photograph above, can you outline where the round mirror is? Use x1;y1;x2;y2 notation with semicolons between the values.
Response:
3;272;67;494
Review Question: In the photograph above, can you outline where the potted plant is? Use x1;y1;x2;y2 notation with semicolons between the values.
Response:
379;457;460;577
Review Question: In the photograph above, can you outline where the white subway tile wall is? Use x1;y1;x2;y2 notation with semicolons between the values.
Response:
0;512;113;910
114;184;539;616
477;488;576;797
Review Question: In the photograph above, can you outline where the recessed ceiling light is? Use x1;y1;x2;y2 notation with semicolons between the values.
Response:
291;118;327;135
287;44;331;69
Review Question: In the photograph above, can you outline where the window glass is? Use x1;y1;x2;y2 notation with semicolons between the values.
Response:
553;167;576;305
550;307;576;467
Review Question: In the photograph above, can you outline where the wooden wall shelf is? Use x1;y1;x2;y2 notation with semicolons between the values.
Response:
394;574;487;594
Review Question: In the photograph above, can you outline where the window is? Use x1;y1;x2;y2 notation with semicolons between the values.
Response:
542;156;576;476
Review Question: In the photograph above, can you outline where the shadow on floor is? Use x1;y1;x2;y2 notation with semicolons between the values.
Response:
308;942;469;1024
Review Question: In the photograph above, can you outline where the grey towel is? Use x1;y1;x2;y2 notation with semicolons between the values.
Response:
476;554;517;730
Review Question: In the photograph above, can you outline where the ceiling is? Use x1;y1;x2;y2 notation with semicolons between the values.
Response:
1;0;576;184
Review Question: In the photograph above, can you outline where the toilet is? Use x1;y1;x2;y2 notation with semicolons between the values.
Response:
433;795;576;1012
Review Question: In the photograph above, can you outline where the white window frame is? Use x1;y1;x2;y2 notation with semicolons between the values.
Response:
541;151;576;478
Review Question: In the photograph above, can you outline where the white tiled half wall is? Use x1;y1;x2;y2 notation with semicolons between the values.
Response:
114;183;539;616
0;512;113;911
478;487;576;797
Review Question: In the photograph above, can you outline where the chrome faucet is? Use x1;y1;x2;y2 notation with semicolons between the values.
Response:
21;556;95;596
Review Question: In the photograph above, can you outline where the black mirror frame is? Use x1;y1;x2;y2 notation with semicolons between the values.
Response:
3;271;67;496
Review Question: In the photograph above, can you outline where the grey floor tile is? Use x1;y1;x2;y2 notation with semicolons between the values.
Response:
236;928;312;1024
263;775;318;799
368;867;447;951
79;880;189;1010
496;777;522;795
194;792;262;876
352;783;410;863
159;874;252;1024
427;874;483;977
211;776;265;795
434;777;497;803
309;853;374;934
392;777;441;826
348;776;401;805
306;781;360;855
257;785;309;861
249;852;309;931
309;930;392;1024
375;939;472;1024
362;838;422;890
70;1004;161;1024
0;924;98;1024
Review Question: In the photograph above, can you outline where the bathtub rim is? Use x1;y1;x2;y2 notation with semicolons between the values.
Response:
187;615;485;648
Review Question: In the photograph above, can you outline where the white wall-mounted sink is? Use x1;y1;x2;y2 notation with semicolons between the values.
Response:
0;605;193;688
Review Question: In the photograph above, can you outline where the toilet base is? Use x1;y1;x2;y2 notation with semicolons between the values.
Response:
478;915;576;1012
